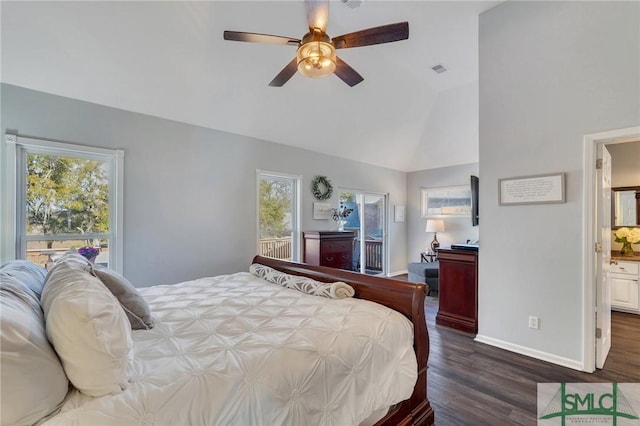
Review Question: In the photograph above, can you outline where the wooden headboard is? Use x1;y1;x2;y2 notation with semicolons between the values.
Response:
252;256;434;426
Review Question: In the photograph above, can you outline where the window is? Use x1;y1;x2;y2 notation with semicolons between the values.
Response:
3;135;123;271
256;170;300;261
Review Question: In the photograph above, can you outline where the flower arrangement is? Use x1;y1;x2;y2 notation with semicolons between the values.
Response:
614;227;640;257
78;246;100;261
331;205;353;222
331;205;353;231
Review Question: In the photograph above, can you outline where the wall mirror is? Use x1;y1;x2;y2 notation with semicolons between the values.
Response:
612;186;640;228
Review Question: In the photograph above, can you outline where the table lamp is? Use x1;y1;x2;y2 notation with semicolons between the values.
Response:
425;219;445;252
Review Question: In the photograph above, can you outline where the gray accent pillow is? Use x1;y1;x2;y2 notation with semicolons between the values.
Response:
0;273;69;425
91;266;154;330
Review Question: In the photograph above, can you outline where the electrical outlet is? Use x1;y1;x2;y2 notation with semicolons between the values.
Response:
528;316;540;330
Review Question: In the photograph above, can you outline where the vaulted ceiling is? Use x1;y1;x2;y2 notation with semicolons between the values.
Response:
1;1;499;172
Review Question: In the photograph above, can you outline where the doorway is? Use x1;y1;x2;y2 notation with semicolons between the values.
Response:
338;189;388;276
583;126;640;372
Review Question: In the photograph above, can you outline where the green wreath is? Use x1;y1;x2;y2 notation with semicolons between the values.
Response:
311;176;333;200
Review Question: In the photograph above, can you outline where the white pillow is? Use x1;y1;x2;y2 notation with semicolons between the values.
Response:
41;260;132;397
0;273;69;425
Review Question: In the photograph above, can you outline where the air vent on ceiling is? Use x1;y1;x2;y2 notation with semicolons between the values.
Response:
432;64;447;74
341;0;364;9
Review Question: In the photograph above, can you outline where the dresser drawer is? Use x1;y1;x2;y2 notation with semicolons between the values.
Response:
611;261;639;276
321;240;353;254
322;252;352;266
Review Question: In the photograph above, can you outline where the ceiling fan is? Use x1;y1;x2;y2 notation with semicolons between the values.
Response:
223;0;409;87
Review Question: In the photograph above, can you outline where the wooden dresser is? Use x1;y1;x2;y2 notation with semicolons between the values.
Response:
303;231;355;271
436;247;478;334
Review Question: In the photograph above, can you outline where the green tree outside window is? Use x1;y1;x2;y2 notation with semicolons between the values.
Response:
26;153;109;248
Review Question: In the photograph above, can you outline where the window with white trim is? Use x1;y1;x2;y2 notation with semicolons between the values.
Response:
256;170;301;261
4;135;123;272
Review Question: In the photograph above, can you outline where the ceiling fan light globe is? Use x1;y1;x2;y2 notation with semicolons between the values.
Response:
296;41;336;78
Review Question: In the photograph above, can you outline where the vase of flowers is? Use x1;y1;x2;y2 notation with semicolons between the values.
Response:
614;227;640;257
331;205;354;231
78;246;100;263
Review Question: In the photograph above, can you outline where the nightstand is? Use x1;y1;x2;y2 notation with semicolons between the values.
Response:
421;252;436;263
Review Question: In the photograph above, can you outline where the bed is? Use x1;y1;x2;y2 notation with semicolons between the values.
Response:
0;255;434;426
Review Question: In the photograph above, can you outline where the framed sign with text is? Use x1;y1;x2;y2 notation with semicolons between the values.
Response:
498;173;565;206
312;202;332;219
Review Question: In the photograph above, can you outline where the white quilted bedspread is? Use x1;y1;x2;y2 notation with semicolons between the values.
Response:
43;272;417;426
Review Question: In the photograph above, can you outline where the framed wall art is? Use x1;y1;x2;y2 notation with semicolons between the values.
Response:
421;185;472;218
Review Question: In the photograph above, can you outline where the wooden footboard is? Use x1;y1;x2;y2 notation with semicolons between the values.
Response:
252;256;435;426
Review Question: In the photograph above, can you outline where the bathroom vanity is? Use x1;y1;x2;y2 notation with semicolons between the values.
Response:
611;253;640;314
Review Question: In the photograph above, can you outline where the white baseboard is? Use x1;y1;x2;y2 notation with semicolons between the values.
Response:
474;334;585;371
388;269;408;277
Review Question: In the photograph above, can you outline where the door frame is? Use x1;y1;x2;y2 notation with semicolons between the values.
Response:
582;125;640;372
337;188;389;276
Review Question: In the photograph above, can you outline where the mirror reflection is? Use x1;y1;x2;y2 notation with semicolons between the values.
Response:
612;186;640;227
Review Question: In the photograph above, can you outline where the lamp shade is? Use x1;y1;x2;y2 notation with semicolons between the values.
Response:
296;41;336;78
425;219;445;233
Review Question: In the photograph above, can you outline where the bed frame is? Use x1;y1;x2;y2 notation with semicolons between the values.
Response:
253;256;435;426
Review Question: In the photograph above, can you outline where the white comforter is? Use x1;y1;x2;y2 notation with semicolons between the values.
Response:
43;272;417;426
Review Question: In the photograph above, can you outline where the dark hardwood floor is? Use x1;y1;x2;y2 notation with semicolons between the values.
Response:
421;295;640;425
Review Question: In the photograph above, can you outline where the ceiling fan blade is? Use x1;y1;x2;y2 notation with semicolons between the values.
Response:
334;57;364;87
223;31;300;46
305;0;329;33
332;22;409;49
268;58;299;87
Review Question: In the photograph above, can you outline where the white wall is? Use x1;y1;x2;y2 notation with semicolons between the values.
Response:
406;163;479;263
1;84;408;285
478;1;640;367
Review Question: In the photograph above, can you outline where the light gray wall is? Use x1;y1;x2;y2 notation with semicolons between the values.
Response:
406;163;479;263
609;141;640;188
410;82;480;171
1;84;408;285
479;1;640;365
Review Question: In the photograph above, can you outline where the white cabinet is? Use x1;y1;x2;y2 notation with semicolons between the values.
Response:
611;261;639;313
